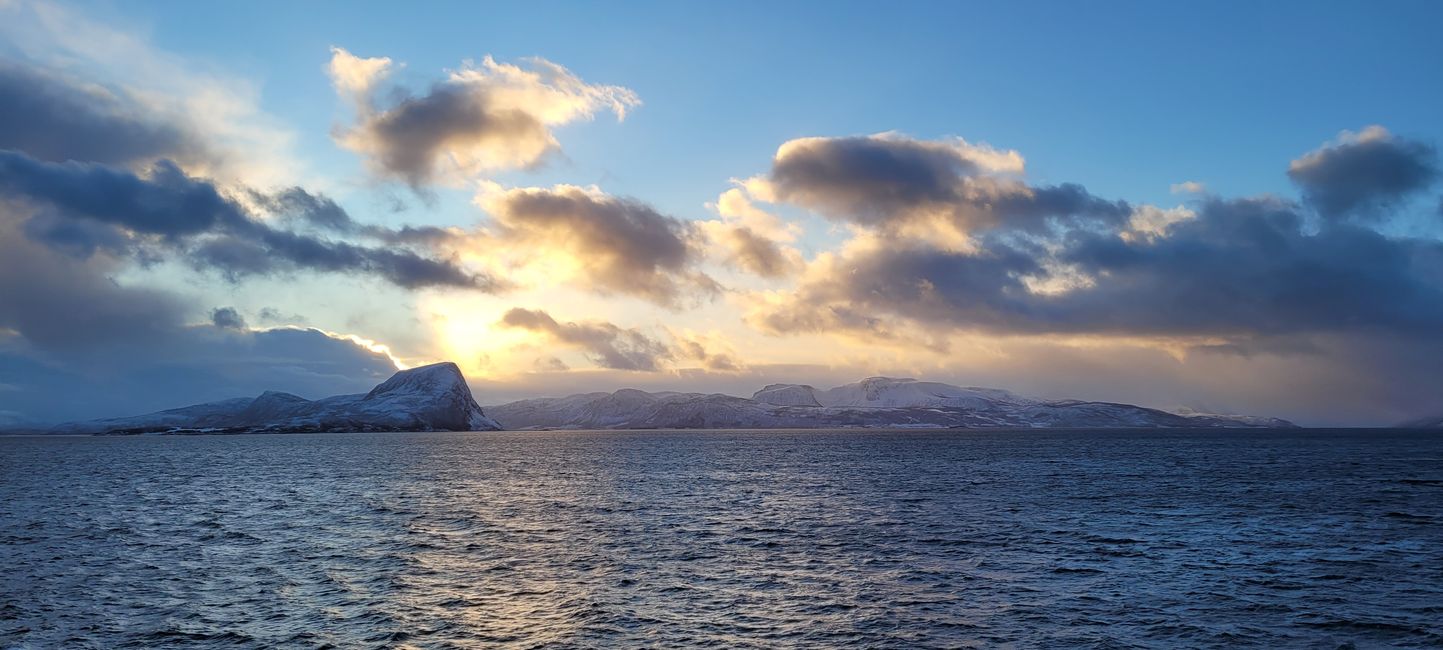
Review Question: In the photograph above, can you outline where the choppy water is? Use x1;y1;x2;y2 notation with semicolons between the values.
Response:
2;429;1442;649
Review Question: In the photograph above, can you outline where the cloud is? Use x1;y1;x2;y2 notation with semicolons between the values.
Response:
0;208;407;426
0;152;250;237
710;224;803;278
0;324;400;424
753;195;1443;341
0;215;184;352
740;127;1443;359
670;330;743;372
251;186;466;247
327;46;393;101
496;308;745;374
699;185;804;278
257;307;307;325
0;0;299;185
0;37;507;422
0;150;500;290
1123;204;1196;240
0;59;213;169
210;306;246;329
754;133;1127;239
499;307;670;371
191;227;490;290
329;47;639;188
711;187;797;240
1288;126;1439;221
478;184;715;305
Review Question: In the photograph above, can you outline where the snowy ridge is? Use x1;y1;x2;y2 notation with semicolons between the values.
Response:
487;376;1295;430
52;362;501;434
800;377;1030;409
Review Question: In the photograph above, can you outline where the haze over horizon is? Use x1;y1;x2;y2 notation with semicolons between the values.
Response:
2;0;1442;427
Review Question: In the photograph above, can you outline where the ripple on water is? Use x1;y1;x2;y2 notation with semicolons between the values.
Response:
2;429;1442;648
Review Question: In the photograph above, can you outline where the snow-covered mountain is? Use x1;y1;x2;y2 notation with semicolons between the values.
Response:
487;376;1295;430
46;371;1294;434
52;362;501;434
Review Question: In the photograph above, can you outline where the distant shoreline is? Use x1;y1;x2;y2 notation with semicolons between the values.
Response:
3;426;1433;438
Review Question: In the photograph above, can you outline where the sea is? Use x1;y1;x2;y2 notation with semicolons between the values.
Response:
2;429;1441;648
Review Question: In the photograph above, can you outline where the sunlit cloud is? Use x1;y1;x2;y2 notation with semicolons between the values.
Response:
473;183;717;306
1170;180;1207;194
696;184;805;279
329;47;639;189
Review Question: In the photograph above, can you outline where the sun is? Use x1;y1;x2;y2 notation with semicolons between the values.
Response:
419;294;545;379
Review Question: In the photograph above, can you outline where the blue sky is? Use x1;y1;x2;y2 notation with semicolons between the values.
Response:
1;0;1442;427
72;0;1443;217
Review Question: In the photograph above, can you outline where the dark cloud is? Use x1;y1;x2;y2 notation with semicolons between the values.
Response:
0;218;184;352
482;185;714;305
20;211;134;258
500;308;671;371
0;325;399;425
753;128;1443;353
257;307;307;325
1051;198;1443;336
757;196;1443;340
0;59;211;168
769;135;982;224
256;186;355;231
0;153;249;238
355;85;551;188
211;307;246;330
194;226;494;290
1288;127;1438;221
1;211;406;424
752;242;1037;338
254;186;464;247
0;52;632;427
765;134;1129;234
0;151;499;291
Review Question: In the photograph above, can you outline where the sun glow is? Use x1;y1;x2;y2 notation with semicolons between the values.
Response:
419;295;547;379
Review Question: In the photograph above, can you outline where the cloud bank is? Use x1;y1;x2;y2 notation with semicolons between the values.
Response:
730;130;1443;423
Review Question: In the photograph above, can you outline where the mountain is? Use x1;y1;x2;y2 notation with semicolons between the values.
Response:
487;376;1295;430
52;362;501;434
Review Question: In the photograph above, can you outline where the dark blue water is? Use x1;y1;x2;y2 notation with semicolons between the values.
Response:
2;429;1441;648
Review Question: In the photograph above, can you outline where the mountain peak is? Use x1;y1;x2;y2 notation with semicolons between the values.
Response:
752;383;822;407
364;362;466;400
254;390;308;403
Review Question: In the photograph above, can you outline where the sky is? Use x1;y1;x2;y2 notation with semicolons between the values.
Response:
1;0;1441;427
